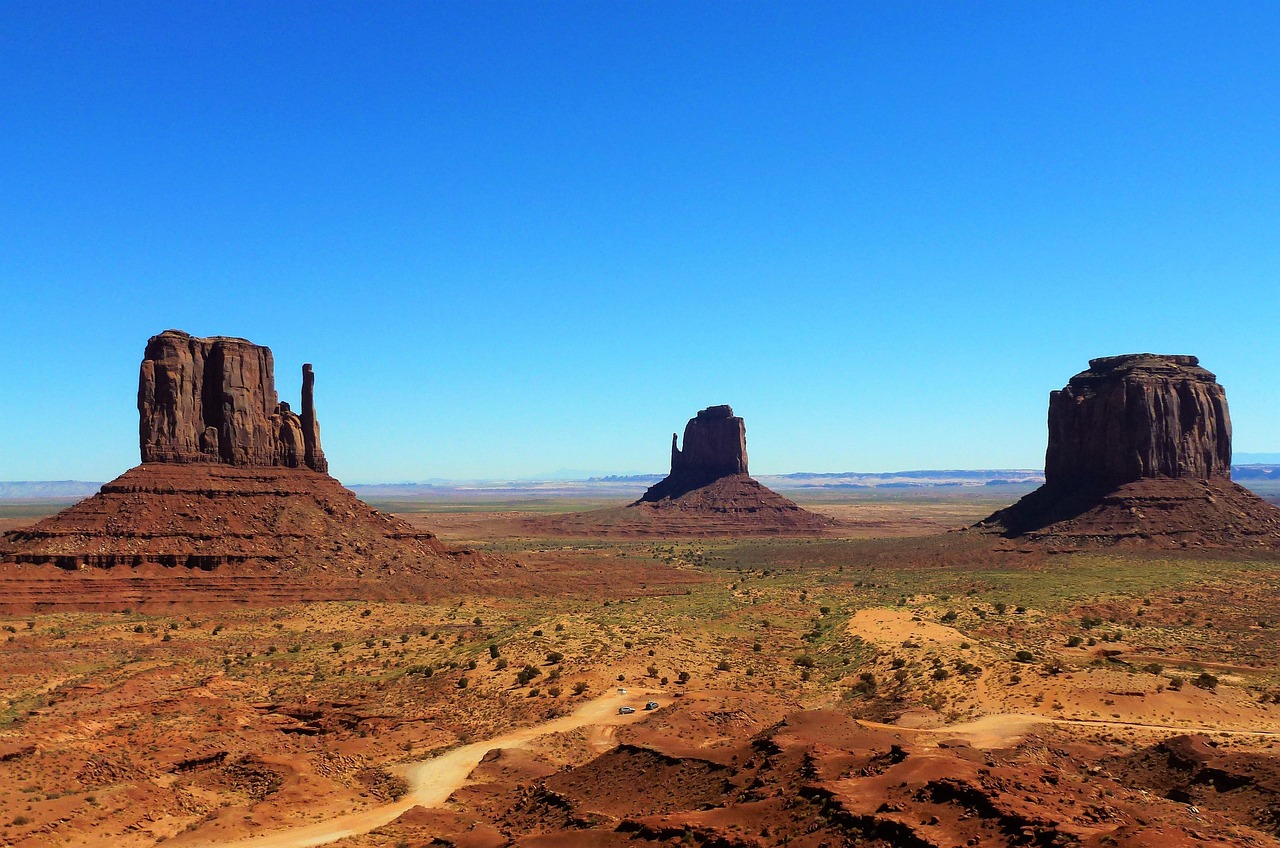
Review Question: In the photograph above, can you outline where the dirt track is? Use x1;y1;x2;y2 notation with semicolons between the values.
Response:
201;689;666;848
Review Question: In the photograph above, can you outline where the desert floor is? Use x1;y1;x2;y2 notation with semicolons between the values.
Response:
3;490;1280;846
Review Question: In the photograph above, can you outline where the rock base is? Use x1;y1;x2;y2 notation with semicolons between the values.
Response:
978;478;1280;549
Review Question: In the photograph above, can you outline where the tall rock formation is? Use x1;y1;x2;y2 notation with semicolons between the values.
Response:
1043;354;1231;489
981;354;1280;547
537;404;831;535
0;330;483;599
643;405;749;502
138;330;327;472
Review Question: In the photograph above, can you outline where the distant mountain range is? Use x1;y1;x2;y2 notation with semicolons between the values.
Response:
4;466;1279;501
0;481;103;499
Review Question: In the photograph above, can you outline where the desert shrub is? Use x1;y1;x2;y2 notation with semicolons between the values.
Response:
399;634;410;644
1066;636;1084;648
1168;676;1184;690
993;602;1007;614
940;610;958;623
647;664;659;677
819;606;831;616
752;642;762;652
890;658;906;669
555;623;565;631
457;677;468;688
852;672;876;695
548;686;562;697
932;668;950;681
473;616;482;626
533;629;543;636
1193;672;1219;691
489;644;500;659
1014;650;1035;663
288;645;301;653
677;671;691;684
716;660;731;671
624;641;633;649
572;681;588;695
1080;615;1102;629
1143;663;1163;675
495;657;508;670
794;655;816;668
467;659;477;670
516;664;541;685
360;609;371;617
546;651;564;664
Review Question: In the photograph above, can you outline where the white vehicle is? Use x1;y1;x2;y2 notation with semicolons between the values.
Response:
617;687;627;694
618;706;636;715
644;701;659;711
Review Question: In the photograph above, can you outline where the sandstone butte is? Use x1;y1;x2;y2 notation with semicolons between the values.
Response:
979;353;1280;548
533;405;834;536
0;330;484;609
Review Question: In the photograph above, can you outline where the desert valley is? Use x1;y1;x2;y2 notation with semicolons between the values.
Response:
3;333;1280;847
4;8;1278;847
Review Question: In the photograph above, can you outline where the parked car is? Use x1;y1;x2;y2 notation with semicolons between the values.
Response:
644;701;659;711
618;706;636;715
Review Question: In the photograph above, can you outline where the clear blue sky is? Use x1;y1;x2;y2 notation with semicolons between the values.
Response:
2;2;1278;482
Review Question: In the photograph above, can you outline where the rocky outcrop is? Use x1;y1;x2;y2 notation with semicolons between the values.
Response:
138;330;327;472
640;405;750;502
1044;354;1231;489
0;329;500;597
981;354;1280;547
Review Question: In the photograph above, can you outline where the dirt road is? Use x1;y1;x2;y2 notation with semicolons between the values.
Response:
200;689;664;848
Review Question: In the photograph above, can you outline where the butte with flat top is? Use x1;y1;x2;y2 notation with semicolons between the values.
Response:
979;353;1280;548
0;330;483;610
531;404;835;536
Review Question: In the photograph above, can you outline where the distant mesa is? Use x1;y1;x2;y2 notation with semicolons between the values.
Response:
528;405;834;536
980;354;1280;547
638;404;748;502
0;329;479;607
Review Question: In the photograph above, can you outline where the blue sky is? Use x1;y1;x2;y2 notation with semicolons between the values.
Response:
2;2;1278;481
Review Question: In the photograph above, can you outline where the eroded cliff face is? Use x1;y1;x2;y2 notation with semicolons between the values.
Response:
980;354;1280;547
671;404;749;479
1044;354;1231;489
137;330;327;472
640;405;749;502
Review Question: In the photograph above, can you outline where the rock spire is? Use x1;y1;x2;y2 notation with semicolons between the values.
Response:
138;329;328;472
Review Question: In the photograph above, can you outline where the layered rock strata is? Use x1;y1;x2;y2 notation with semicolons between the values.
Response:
981;354;1280;547
138;329;327;472
0;330;481;596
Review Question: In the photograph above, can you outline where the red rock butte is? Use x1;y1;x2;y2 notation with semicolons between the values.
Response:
980;353;1280;548
531;405;833;536
0;330;480;609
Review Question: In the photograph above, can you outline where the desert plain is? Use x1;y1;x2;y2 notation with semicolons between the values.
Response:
5;482;1280;848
